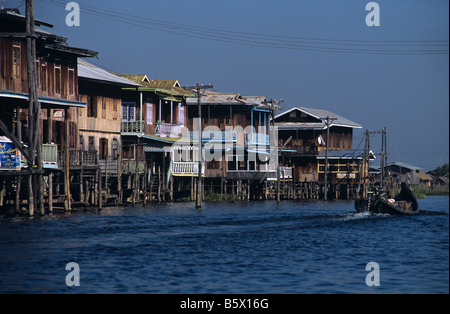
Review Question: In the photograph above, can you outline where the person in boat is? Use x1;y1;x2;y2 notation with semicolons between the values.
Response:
395;182;418;211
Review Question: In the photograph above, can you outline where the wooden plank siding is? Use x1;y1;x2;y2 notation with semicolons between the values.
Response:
0;38;79;102
77;80;122;161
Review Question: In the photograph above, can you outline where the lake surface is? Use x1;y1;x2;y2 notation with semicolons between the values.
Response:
0;197;448;294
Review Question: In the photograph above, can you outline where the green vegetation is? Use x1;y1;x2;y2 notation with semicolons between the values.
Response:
432;164;449;177
393;185;449;199
412;185;449;198
204;191;235;202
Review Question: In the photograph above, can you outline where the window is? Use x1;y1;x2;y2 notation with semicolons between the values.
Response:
87;95;97;118
112;138;119;160
178;105;185;125
12;42;21;78
122;104;128;121
112;99;118;120
122;102;136;122
88;136;95;151
79;135;84;150
129;104;136;121
40;61;47;91
69;122;76;148
122;145;135;160
99;138;108;160
147;103;154;124
54;62;61;94
35;59;40;88
68;67;75;95
101;97;106;119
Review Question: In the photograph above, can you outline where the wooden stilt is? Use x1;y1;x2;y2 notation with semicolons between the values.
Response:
15;176;21;213
48;173;53;213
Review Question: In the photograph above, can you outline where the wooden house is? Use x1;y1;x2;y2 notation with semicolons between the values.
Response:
0;9;97;212
183;90;278;200
118;75;195;202
386;161;422;186
273;106;362;198
75;59;139;204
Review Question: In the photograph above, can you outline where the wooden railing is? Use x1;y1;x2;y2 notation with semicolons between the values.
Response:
122;161;146;174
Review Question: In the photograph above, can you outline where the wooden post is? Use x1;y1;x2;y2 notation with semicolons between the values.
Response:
48;172;53;213
77;170;82;204
26;0;37;216
98;171;102;210
157;165;161;202
190;176;194;201
15;176;21;213
64;108;70;211
324;116;329;201
169;174;174;202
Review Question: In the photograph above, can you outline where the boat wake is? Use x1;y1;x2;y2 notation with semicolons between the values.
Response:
338;211;391;221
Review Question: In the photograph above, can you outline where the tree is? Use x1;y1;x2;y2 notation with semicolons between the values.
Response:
431;164;449;177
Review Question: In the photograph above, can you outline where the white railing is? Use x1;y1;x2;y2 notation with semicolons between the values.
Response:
246;133;269;146
121;121;145;134
172;162;205;175
190;130;237;142
157;123;182;137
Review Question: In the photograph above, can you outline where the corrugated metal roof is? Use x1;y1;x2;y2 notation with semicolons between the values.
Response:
387;161;422;171
317;150;364;159
119;75;194;99
276;122;326;130
274;106;362;129
186;90;242;105
78;60;140;87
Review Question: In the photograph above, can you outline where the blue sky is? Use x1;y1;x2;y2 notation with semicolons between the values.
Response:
4;0;449;171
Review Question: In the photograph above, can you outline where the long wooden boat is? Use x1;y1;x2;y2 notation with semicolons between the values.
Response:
355;194;420;215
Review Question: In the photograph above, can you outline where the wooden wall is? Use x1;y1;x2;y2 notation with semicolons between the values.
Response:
0;38;79;101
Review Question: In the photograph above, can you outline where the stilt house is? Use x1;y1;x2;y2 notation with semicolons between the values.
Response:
273;106;362;198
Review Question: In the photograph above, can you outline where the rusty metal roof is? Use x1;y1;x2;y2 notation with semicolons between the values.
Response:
186;90;242;105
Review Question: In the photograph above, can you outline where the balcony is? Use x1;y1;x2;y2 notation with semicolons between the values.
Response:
280;145;318;156
156;123;182;138
66;150;98;167
189;130;237;143
245;133;269;146
121;121;145;135
172;162;205;176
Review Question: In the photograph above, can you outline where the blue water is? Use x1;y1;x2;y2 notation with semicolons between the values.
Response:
0;197;448;294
